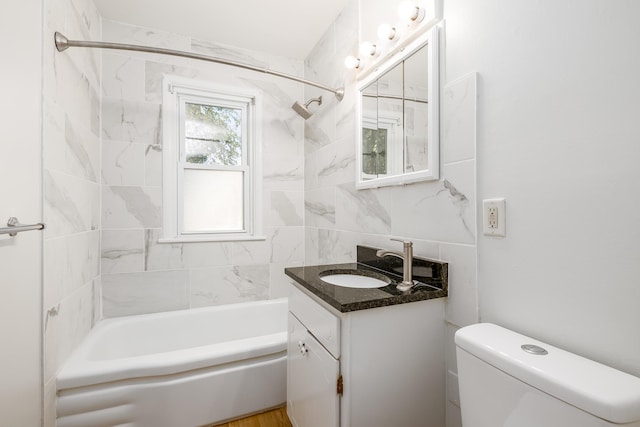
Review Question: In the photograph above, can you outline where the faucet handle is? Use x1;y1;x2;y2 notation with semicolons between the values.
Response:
390;238;413;248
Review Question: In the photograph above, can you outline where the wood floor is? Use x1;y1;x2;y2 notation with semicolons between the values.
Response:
210;407;293;427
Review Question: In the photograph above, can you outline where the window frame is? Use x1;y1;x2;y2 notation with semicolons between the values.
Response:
161;75;264;243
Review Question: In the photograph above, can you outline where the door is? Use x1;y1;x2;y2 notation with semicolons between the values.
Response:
0;2;43;425
287;313;340;427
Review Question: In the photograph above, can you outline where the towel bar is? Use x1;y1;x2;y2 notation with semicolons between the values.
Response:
0;217;46;237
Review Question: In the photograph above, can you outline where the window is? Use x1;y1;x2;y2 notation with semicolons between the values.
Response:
161;76;263;242
361;115;402;179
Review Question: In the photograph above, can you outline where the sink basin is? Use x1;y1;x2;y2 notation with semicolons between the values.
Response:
319;269;391;289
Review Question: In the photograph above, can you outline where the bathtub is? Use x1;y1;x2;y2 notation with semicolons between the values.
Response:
56;298;288;427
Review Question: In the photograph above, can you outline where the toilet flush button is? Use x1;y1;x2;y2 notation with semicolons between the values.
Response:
521;344;548;355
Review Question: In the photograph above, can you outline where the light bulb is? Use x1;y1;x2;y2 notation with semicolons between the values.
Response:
398;1;425;22
344;55;360;70
377;23;397;41
359;41;377;56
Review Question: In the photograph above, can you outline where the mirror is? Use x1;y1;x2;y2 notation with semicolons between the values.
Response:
356;27;439;189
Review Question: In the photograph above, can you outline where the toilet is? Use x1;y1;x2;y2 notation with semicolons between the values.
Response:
455;323;640;427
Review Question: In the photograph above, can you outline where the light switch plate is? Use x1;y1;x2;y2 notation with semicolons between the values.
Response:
483;198;506;237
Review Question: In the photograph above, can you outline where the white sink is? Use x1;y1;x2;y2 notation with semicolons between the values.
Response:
320;271;390;289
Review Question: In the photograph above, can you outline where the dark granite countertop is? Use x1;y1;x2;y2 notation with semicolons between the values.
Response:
284;246;448;313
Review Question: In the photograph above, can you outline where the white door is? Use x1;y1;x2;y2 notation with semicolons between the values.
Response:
0;2;43;425
287;313;340;427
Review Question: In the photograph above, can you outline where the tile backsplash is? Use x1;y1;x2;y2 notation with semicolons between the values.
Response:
99;19;306;317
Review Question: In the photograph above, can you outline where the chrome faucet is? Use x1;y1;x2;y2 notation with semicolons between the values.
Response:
376;238;414;291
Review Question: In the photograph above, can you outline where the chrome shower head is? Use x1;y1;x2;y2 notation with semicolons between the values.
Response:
292;96;323;120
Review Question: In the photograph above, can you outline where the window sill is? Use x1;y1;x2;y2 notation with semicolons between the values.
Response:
158;235;267;244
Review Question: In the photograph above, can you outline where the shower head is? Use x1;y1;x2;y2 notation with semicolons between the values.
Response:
292;96;323;120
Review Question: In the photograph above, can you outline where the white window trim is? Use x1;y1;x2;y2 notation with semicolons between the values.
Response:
160;75;264;243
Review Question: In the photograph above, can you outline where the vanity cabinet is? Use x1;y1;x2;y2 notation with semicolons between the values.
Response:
287;313;340;427
286;284;446;427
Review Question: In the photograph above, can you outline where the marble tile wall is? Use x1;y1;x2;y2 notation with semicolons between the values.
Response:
303;3;477;426
42;0;102;425
99;20;306;318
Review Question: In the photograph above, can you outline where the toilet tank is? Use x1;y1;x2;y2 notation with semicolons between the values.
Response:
455;323;640;427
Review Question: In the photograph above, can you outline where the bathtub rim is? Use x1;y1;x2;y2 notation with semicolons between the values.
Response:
57;298;288;391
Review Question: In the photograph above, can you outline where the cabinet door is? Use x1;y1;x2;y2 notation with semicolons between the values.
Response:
287;313;340;427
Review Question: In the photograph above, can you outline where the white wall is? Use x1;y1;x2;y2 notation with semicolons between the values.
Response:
0;1;43;425
446;0;640;377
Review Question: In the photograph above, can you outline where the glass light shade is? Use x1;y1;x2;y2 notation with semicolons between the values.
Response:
344;55;360;69
377;23;397;40
359;41;377;56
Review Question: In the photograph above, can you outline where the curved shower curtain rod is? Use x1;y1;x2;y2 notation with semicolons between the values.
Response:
54;32;344;101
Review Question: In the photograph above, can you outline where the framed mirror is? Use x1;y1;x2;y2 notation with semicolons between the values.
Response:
356;27;439;189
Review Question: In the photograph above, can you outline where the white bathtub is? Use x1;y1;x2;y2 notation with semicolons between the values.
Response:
56;298;288;427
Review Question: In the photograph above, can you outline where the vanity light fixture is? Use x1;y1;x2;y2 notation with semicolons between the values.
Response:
398;1;425;22
377;23;397;41
344;55;361;69
359;41;377;56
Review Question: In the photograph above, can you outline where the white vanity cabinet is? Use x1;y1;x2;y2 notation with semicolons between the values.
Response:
286;284;446;427
287;313;340;427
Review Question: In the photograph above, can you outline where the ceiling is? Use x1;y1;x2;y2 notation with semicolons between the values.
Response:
94;0;352;59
